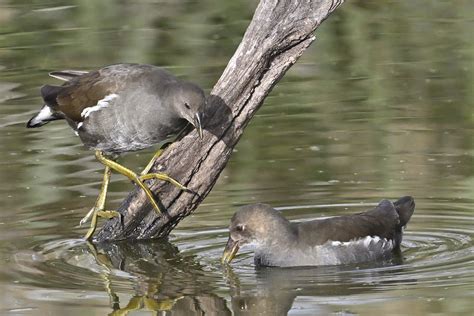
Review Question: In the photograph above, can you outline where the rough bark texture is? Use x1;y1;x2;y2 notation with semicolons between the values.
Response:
96;0;344;241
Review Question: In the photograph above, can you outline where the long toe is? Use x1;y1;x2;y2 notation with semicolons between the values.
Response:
97;210;121;219
139;172;188;191
79;207;96;226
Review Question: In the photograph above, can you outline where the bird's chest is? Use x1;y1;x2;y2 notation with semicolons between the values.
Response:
74;104;186;154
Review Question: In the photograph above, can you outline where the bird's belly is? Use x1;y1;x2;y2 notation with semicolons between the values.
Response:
77;110;185;154
79;131;160;153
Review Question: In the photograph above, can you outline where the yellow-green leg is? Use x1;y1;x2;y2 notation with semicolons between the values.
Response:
139;173;188;191
80;166;111;227
141;149;164;176
82;150;190;240
95;151;190;213
140;147;194;194
95;151;163;214
83;166;121;240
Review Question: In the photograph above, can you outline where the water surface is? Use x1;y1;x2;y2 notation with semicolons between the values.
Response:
0;0;473;315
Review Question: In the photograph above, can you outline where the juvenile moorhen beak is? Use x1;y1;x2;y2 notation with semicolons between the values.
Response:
193;113;203;139
221;237;240;264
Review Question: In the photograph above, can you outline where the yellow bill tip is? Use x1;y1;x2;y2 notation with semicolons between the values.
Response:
221;237;239;264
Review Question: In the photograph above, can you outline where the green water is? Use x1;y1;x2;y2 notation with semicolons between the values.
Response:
0;1;473;315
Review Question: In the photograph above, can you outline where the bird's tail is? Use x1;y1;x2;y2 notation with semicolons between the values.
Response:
394;196;415;228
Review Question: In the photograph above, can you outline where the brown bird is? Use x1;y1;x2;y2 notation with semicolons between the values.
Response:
27;63;205;240
222;196;415;266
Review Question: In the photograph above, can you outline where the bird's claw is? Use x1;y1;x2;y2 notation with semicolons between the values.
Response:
79;207;95;226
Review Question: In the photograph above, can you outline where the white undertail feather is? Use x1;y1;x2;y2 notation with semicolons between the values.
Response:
32;105;54;123
49;70;89;81
81;94;119;118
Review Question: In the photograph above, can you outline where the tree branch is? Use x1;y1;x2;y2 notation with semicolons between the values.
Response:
96;0;344;241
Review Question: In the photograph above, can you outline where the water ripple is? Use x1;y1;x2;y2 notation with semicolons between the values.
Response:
5;208;470;311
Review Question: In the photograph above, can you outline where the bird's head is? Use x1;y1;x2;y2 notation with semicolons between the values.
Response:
221;203;294;264
172;82;205;139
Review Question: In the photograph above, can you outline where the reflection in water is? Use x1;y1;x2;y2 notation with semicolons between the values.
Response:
87;240;230;315
226;255;409;315
7;207;474;315
0;0;473;314
86;241;409;315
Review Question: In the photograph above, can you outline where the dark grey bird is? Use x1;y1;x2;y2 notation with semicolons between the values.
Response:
26;63;206;240
222;196;415;267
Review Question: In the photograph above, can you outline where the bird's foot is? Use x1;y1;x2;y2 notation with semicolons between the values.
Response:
95;151;164;215
95;151;195;219
83;208;122;241
97;210;121;219
139;172;188;191
80;207;96;226
81;208;120;226
98;210;124;227
139;172;200;203
140;149;164;176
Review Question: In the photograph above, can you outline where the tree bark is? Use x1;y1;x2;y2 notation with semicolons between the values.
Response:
96;0;344;241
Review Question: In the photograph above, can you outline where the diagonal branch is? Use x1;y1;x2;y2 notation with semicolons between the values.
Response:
96;0;345;241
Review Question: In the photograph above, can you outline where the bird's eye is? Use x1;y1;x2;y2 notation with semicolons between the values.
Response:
235;225;245;232
184;102;191;109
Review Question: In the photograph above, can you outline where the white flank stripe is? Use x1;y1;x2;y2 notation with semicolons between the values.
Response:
77;122;83;129
329;235;389;249
81;93;118;118
363;236;372;248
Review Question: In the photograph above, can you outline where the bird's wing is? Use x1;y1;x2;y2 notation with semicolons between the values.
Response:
296;199;401;245
49;70;90;81
42;70;124;122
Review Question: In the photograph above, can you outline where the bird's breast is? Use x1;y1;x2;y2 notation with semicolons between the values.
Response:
75;93;185;154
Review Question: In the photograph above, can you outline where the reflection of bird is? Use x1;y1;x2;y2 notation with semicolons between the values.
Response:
86;240;231;315
222;196;415;266
27;64;205;240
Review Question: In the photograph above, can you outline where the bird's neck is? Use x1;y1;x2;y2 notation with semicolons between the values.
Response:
254;223;298;266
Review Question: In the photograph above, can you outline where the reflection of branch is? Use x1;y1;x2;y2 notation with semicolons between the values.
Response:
87;241;183;315
86;240;231;315
96;0;345;241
